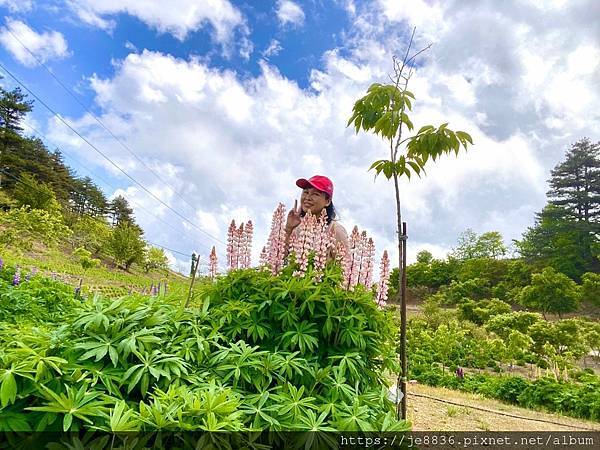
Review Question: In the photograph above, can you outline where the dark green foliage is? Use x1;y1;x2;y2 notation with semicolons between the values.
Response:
516;138;600;280
107;195;137;228
438;278;491;304
108;223;145;270
408;364;600;421
12;172;60;212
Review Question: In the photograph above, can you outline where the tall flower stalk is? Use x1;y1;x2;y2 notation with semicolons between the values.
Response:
226;220;253;270
341;226;375;291
209;246;218;279
289;210;332;280
376;250;391;307
264;203;288;275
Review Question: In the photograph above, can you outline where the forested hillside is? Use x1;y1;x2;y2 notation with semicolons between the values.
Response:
0;83;175;283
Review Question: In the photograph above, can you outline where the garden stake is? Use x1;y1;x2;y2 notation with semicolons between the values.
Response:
396;221;408;419
185;253;200;308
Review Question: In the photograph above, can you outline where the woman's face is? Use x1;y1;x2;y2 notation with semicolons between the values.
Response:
300;187;331;215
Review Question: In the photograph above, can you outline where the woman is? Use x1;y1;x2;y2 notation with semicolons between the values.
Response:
285;175;350;258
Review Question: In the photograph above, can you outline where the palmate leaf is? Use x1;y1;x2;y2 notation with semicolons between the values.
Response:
324;368;355;402
26;384;109;431
0;360;35;407
240;391;281;430
0;410;31;432
274;384;318;422
272;352;308;380
332;399;375;432
99;400;141;432
280;321;319;353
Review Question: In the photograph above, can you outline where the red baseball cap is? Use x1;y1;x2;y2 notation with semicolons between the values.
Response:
296;175;334;198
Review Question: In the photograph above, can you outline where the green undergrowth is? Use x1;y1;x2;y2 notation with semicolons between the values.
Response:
1;246;188;298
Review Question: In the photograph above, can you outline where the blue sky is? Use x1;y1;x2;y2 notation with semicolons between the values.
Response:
1;0;599;273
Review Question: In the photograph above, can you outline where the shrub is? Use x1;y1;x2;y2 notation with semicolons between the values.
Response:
0;263;409;435
0;206;71;251
518;267;581;317
581;272;600;306
458;298;512;325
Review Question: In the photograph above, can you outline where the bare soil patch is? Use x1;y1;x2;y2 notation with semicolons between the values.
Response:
407;383;600;431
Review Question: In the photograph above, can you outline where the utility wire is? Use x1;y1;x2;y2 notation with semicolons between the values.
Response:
0;167;191;258
410;392;598;431
0;62;226;248
20;120;206;256
5;28;210;229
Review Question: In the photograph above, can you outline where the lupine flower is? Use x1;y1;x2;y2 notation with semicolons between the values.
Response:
152;284;158;296
312;210;333;282
0;257;3;270
258;245;268;267
74;278;83;297
243;220;253;268
25;271;32;282
226;220;253;270
12;269;21;286
209;246;218;279
376;250;391;307
359;238;375;288
226;220;236;270
149;283;154;296
341;226;361;290
289;210;333;279
264;203;287;275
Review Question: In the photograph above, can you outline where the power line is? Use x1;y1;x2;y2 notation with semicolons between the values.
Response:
410;392;598;431
20;120;207;256
0;168;192;258
0;62;226;249
5;28;211;229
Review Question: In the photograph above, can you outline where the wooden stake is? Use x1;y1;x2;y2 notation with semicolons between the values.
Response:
185;253;199;308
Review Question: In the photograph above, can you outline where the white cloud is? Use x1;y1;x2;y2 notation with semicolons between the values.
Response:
124;41;138;52
276;0;305;27
0;0;33;13
262;39;282;59
0;19;70;67
66;0;245;43
47;0;600;269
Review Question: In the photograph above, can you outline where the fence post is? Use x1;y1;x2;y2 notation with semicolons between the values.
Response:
185;253;199;308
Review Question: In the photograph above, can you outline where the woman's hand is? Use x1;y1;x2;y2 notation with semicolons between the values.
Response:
285;199;301;233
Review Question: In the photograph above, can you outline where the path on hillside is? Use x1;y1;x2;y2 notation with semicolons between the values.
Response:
408;383;600;431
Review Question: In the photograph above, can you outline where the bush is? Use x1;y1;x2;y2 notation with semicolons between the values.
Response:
0;263;409;434
485;311;543;340
458;298;512;325
439;278;491;304
0;206;71;251
581;272;600;306
518;267;581;317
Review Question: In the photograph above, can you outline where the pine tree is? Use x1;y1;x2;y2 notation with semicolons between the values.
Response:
108;195;139;230
0;86;33;133
516;138;600;279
